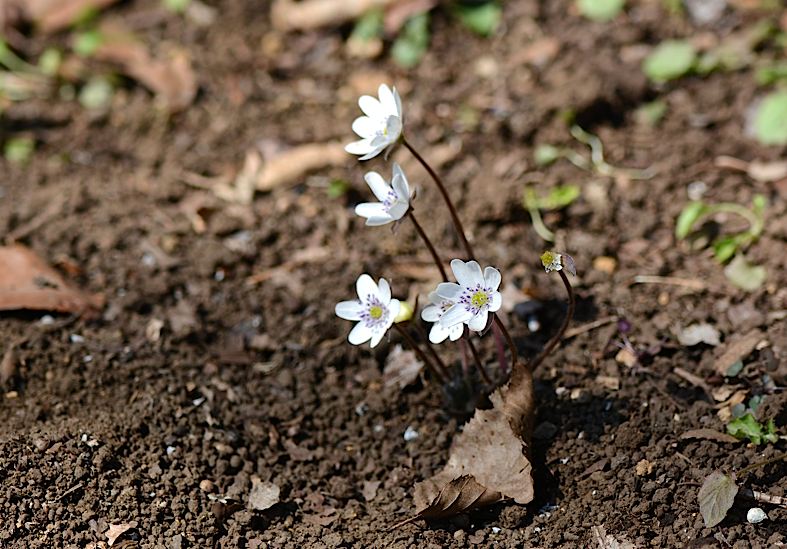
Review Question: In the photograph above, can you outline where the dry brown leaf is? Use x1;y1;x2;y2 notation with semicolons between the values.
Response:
271;0;398;31
0;245;104;316
247;476;280;511
105;521;137;546
680;429;740;444
256;142;347;191
10;0;120;33
591;525;637;549
382;345;424;389
714;329;764;376
93;24;196;111
362;480;381;502
747;160;787;182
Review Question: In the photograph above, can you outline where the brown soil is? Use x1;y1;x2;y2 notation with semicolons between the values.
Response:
1;0;786;547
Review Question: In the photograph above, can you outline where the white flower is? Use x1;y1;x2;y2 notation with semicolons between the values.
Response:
354;163;411;226
421;291;464;344
540;251;577;276
345;84;403;161
335;274;401;348
436;259;502;332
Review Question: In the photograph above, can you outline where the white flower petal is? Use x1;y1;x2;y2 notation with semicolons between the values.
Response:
363;171;391;202
369;133;388;148
365;215;394;226
369;329;386;348
348;323;373;345
421;304;441;322
388;299;401;321
468;310;489;332
378;84;397;116
386;201;409;221
392;86;403;118
359;146;386;161
450;259;476;287
351;116;379;139
448;324;464;341
335;300;362;321
427;291;444;306
378;278;391;303
465;261;485;286
355;202;388;219
429;323;450;344
356;274;379;301
391;169;409;201
440;304;474;328
385;116;402;142
359;95;384;118
345;139;374;155
436;282;462;300
489;292;502;312
484;266;502;291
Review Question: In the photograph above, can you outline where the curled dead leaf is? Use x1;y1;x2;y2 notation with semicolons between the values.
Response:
680;429;740;444
105;520;138;546
0;245;104;316
271;0;398;31
383;344;424;389
247;476;280;511
714;329;764;376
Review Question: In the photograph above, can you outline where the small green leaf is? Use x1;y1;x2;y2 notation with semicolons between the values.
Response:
643;40;697;83
73;30;103;57
675;201;706;239
350;8;384;41
534;144;561;166
4;136;35;164
755;62;787;86
713;235;740;264
327;179;349;199
727;413;778;445
38;48;62;76
391;13;430;68
542;185;581;210
454;2;501;36
79;76;114;110
724;255;766;292
725;360;744;377
164;0;191;12
576;0;625;22
753;91;787;145
698;471;738;528
635;100;667;127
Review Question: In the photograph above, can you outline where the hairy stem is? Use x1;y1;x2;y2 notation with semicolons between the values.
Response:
465;331;492;385
529;270;575;372
737;452;787;478
411;319;450;380
493;315;518;376
402;137;474;259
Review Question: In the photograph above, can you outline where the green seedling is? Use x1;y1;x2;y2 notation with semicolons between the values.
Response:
635;100;667;127
327;179;350;199
534;125;654;180
523;185;580;242
73;30;104;57
756;62;787;86
4;136;35;164
576;0;625;22
643;40;697;83
676;195;765;263
453;1;501;36
163;0;191;13
392;13;430;68
727;413;778;445
753;91;787;145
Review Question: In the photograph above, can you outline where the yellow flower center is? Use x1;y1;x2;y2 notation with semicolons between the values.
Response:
471;291;489;309
369;305;384;319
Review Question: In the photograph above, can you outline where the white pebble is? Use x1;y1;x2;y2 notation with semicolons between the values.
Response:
403;426;419;442
70;334;85;343
491;527;501;534
747;507;767;524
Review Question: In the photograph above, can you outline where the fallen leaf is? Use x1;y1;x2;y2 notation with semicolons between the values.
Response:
382;345;424;389
714;329;764;376
271;0;398;31
11;0;120;33
256;142;347;191
93;23;196;111
675;323;721;346
698;471;738;528
0;245;104;316
591;525;637;549
247;477;280;511
362;480;381;502
105;521;138;546
680;429;740;444
747;160;787;182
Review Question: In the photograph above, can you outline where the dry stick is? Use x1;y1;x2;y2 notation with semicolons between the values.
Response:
394;323;447;384
528;270;575;372
402;137;474;259
408;211;447;280
736;452;787;478
465;331;492;385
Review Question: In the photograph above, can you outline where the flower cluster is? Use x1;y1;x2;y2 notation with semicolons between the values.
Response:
335;84;506;377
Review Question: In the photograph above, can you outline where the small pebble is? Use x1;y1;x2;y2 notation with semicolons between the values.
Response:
70;334;85;343
403;426;419;442
40;315;55;325
491;527;501;534
199;479;215;492
747;507;767;524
